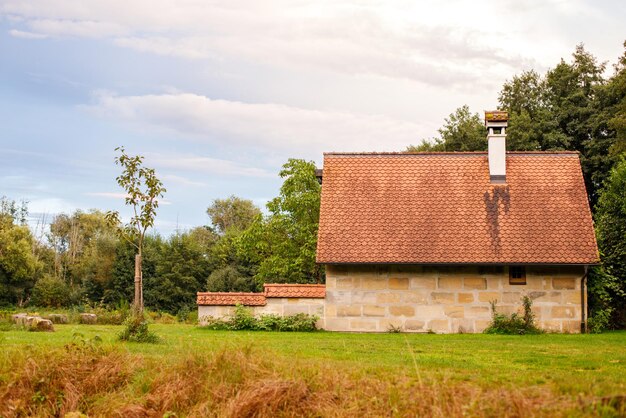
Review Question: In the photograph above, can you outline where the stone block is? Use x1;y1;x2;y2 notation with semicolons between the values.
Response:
432;292;455;304
324;318;350;331
336;277;354;290
379;318;403;331
361;277;386;290
553;278;576;290
474;320;491;332
502;291;522;304
389;306;415;317
80;313;97;324
428;319;450;333
46;314;68;324
478;292;500;303
530;291;561;303
486;278;501;290
405;320;425;331
410;277;437;289
457;293;474;303
389;277;409;289
562;292;581;304
551;306;576;319
524;278;545;290
403;291;428;304
350;319;378;331
438;277;462;289
377;293;402;304
337;305;362;317
283;305;309;315
324;276;336;288
495;305;519;315
444;306;464;318
363;305;386;317
452;319;474;333
562;320;582;333
414;305;445;318
467;306;491;317
352;292;377;304
325;291;351;305
464;277;487;289
539;320;562;332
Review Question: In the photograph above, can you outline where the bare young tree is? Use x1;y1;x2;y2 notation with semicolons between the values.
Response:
105;147;166;312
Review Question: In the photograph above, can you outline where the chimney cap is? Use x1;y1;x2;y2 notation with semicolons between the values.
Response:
485;110;508;124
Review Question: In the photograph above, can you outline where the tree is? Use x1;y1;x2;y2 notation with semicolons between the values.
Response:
206;195;261;234
237;159;322;283
105;147;166;312
407;105;485;152
0;198;41;306
145;231;212;313
591;158;626;329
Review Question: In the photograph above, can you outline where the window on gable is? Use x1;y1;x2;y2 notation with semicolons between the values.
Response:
509;266;526;285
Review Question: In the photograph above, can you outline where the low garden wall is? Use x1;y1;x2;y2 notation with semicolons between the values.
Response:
197;284;326;327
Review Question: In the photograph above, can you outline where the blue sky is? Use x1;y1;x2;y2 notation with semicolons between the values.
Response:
1;0;625;235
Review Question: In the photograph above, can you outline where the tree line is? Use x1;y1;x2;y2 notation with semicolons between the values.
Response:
0;158;321;317
408;43;626;329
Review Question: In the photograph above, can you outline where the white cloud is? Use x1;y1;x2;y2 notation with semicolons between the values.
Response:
148;154;273;178
160;174;207;187
0;0;567;87
87;92;428;156
8;29;48;39
85;191;172;205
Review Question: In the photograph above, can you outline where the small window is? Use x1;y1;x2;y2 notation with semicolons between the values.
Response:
509;266;526;285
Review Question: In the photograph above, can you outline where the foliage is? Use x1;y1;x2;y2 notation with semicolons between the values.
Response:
30;275;71;308
206;195;261;235
200;304;319;332
145;231;211;313
484;296;543;335
407;105;485;152
206;265;258;292
0;199;42;306
592;158;626;329
237;159;322;284
118;312;160;343
105;146;166;312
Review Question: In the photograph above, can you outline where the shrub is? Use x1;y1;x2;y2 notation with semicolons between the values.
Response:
200;304;319;332
30;275;71;308
484;296;543;335
118;313;160;343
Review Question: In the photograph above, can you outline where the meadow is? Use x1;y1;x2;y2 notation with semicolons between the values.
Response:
1;325;625;417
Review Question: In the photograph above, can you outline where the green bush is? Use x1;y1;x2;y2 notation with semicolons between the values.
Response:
200;304;319;332
484;296;543;335
118;312;160;343
30;275;71;308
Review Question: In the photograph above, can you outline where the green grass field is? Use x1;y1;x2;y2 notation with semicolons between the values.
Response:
1;325;625;417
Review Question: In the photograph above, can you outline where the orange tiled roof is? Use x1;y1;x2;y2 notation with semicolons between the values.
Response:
196;292;266;306
316;152;599;264
264;284;326;298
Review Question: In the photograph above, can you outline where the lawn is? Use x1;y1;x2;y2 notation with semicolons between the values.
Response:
1;325;625;417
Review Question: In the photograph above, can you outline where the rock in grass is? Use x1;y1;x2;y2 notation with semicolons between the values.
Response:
29;317;55;332
80;313;98;324
10;313;27;324
46;314;69;324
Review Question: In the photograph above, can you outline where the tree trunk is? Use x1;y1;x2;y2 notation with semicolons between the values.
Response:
134;252;143;312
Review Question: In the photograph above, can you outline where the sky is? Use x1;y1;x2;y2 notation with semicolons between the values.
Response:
1;0;625;236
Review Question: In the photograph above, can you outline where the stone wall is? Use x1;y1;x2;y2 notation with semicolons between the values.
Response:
198;298;325;326
324;264;585;333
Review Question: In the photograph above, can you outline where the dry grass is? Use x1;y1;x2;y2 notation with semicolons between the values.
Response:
1;339;622;418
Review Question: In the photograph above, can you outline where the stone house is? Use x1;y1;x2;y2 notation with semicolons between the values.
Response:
198;111;599;333
315;111;599;333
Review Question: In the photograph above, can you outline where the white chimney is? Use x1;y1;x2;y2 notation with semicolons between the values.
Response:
485;111;508;183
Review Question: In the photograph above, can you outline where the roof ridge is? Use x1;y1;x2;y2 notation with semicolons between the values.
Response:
323;151;580;156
